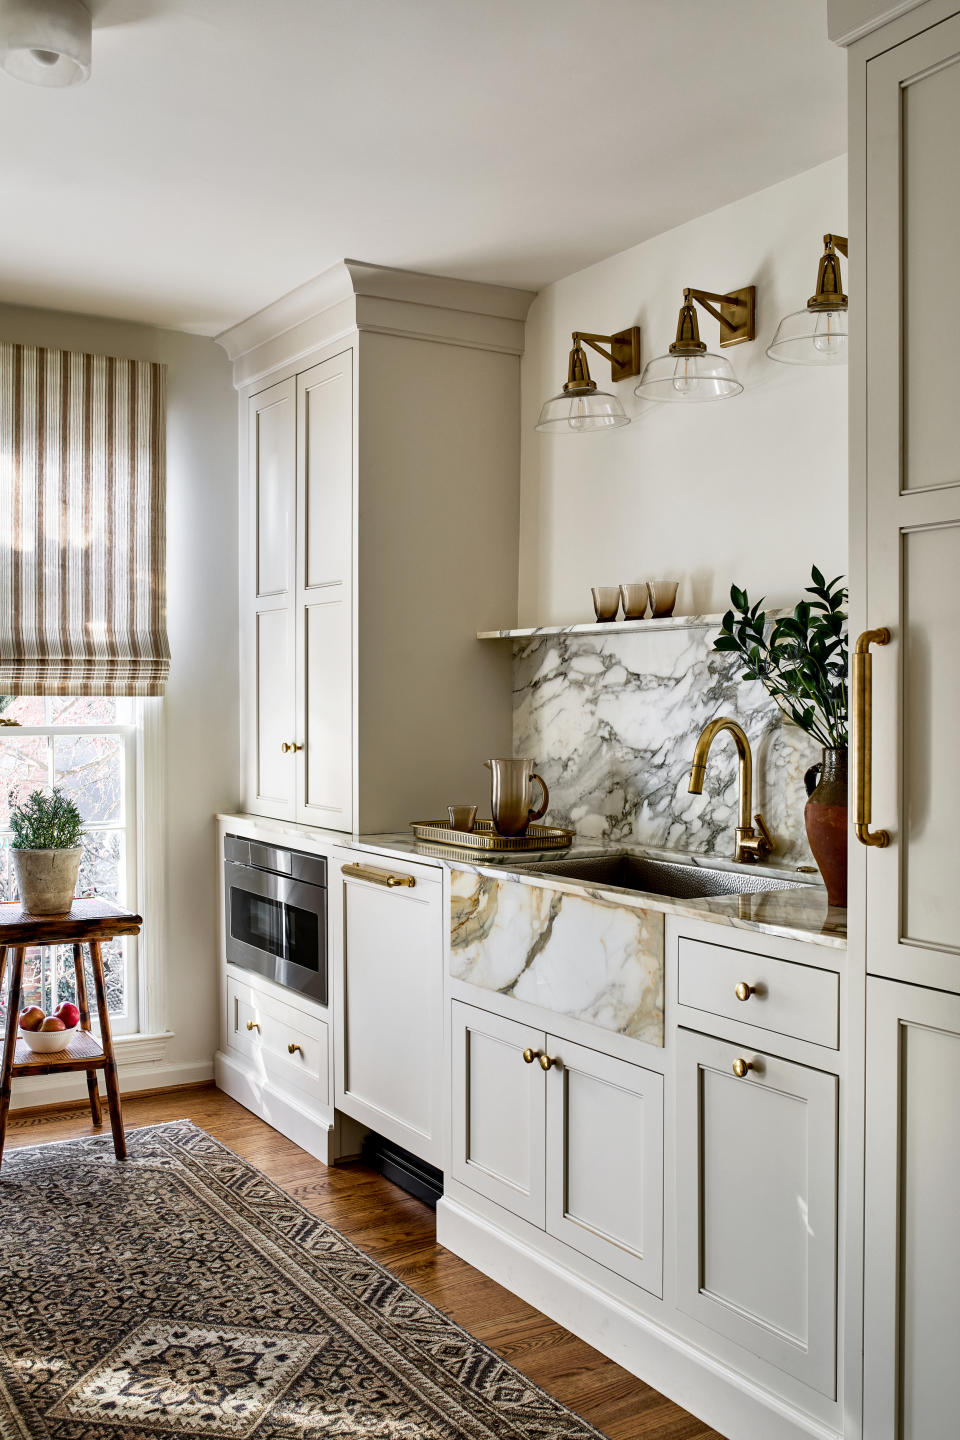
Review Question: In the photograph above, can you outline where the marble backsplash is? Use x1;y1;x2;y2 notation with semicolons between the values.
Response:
513;625;821;867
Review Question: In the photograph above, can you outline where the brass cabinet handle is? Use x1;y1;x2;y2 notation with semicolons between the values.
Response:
281;741;304;754
522;1047;542;1064
341;862;416;889
539;1053;560;1072
287;1042;303;1057
853;628;891;848
734;982;754;1002
732;1057;753;1078
246;1020;261;1033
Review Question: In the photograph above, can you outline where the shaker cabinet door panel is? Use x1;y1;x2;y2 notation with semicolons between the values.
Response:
247;378;297;819
451;1002;546;1227
864;14;960;993
864;979;960;1440
676;1029;837;1397
545;1035;663;1297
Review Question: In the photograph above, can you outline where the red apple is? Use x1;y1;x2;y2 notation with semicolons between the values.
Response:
40;1016;66;1032
55;1002;81;1029
18;1006;45;1032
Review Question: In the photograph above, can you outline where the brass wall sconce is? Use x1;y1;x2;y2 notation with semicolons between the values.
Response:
633;285;756;403
767;234;848;365
536;326;641;433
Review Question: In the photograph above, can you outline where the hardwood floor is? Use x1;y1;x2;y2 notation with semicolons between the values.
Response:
6;1085;722;1440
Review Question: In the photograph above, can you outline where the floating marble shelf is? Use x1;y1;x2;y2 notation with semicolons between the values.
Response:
477;612;728;640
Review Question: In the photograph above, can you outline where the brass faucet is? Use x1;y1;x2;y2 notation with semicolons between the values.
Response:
688;717;774;865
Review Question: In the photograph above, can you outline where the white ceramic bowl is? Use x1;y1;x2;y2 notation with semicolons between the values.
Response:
19;1023;80;1054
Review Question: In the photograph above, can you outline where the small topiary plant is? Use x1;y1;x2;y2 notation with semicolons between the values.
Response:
8;788;84;850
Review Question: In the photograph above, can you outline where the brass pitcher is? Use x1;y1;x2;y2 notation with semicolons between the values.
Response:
484;758;549;836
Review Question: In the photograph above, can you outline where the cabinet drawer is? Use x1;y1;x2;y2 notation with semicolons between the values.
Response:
228;976;329;1106
677;937;839;1049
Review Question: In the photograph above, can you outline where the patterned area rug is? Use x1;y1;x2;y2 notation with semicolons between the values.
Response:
0;1121;606;1438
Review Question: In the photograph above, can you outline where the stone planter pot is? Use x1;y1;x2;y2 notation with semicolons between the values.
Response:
804;747;848;908
11;847;82;916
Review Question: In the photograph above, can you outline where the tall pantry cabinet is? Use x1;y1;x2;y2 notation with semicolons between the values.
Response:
832;2;960;1436
218;261;534;833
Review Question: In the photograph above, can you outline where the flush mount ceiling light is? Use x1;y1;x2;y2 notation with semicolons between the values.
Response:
0;0;91;87
536;326;641;433
634;285;756;403
767;234;848;366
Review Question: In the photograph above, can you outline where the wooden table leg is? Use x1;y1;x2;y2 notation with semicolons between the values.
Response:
0;946;7;1003
0;948;25;1169
89;940;125;1161
73;943;102;1128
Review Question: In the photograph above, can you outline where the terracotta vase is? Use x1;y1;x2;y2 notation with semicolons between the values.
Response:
804;747;848;908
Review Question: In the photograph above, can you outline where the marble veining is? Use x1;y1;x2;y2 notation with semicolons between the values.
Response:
450;866;665;1045
513;626;820;866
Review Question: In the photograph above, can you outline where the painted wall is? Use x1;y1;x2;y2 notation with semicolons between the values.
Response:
0;302;239;1087
519;157;848;626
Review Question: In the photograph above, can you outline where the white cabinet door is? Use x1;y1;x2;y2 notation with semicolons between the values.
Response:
297;351;354;830
864;978;960;1440
450;1001;546;1227
544;1034;663;1297
863;13;960;993
676;1029;838;1397
334;851;443;1167
247;378;296;819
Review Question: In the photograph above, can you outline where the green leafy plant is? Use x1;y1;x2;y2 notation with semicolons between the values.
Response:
714;566;848;748
8;788;84;850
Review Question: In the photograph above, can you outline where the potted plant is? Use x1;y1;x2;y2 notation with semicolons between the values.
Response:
714;567;849;906
8;787;84;915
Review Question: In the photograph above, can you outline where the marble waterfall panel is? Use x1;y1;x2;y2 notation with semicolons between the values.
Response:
450;867;664;1046
513;627;818;866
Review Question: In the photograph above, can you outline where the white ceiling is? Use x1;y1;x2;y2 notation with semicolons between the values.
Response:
0;0;845;336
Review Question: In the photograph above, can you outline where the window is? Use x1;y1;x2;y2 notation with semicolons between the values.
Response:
0;696;140;1035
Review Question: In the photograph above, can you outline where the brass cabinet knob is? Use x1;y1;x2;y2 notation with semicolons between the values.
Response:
539;1053;559;1072
281;741;304;754
734;982;754;1002
522;1048;542;1064
246;1020;261;1033
288;1042;304;1057
732;1057;753;1078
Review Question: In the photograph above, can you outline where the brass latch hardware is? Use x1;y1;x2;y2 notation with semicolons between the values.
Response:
280;741;303;754
246;1020;261;1033
522;1048;543;1065
341;862;416;889
853;628;891;848
538;1054;560;1072
287;1043;303;1057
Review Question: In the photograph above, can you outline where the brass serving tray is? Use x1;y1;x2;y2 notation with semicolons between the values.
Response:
409;819;574;852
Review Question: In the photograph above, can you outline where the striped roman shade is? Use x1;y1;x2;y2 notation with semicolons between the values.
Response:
0;343;169;696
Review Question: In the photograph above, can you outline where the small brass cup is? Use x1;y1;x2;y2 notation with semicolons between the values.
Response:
619;584;648;620
647;580;679;618
448;805;478;832
591;587;620;622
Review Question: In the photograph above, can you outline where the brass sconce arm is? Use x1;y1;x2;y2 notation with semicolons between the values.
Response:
568;326;642;383
676;286;757;350
824;234;848;258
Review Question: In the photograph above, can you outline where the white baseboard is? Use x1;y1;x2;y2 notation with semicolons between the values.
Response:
10;1057;213;1112
214;1050;336;1165
436;1197;842;1440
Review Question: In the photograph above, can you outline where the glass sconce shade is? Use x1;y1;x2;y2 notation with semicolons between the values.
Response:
766;306;848;365
536;389;630;432
633;351;743;403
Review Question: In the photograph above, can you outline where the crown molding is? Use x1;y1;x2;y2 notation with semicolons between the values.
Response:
216;258;536;386
827;0;931;44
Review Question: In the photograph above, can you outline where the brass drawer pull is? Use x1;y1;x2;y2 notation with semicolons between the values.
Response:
287;1042;304;1057
281;741;303;754
732;1057;753;1078
341;862;416;889
734;982;755;1002
246;1020;261;1033
852;628;891;848
539;1054;560;1072
522;1047;542;1064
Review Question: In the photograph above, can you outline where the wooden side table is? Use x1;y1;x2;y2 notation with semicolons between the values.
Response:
0;898;142;1167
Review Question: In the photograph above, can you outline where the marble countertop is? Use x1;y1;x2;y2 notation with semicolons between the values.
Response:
218;814;846;950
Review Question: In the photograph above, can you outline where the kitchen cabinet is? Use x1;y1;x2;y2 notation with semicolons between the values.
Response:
333;848;444;1167
451;1000;663;1295
224;261;532;833
863;978;960;1440
676;1028;838;1397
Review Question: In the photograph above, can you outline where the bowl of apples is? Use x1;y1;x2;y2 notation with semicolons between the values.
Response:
18;1003;81;1054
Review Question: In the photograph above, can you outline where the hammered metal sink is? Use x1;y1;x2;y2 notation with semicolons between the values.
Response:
514;853;814;902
